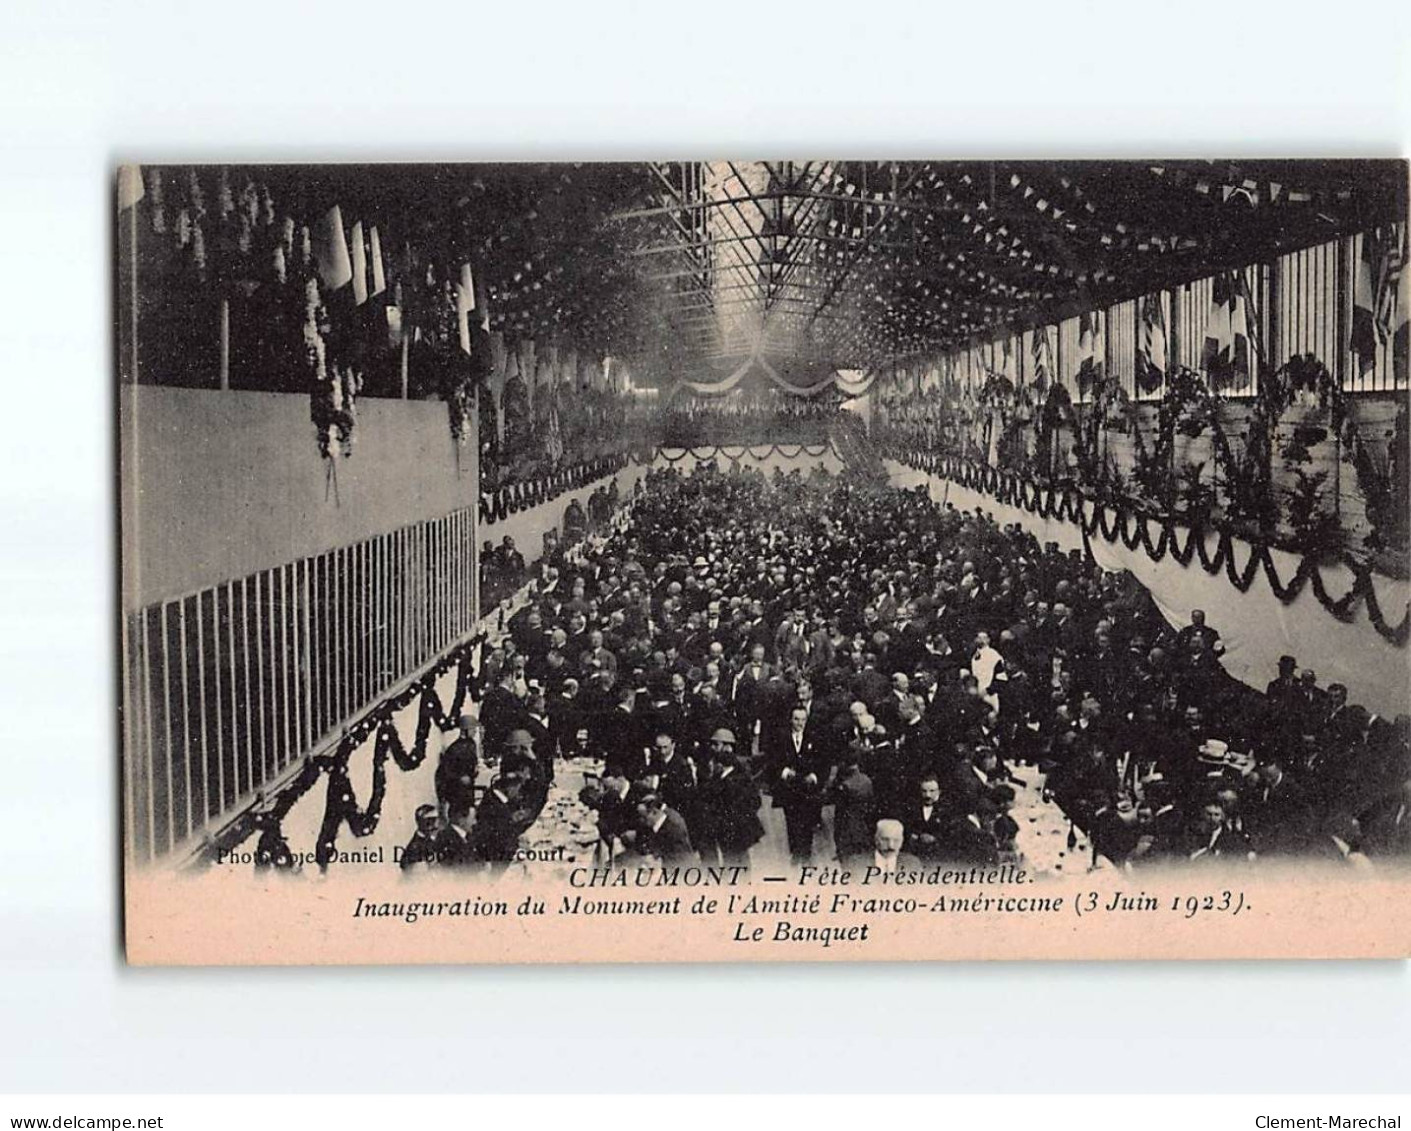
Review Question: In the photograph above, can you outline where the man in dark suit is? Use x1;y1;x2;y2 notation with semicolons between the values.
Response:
478;670;523;760
549;678;586;759
729;643;773;740
434;714;481;821
829;748;876;864
696;729;765;868
645;730;704;844
935;811;1000;866
586;774;646;862
1243;760;1314;857
875;672;912;733
521;690;555;768
850;654;890;709
468;776;527;871
903;775;950;861
399;804;465;870
598;684;648;780
767;705;829;863
634;792;696;864
657;671;695;741
891;694;937;780
1182;798;1255;863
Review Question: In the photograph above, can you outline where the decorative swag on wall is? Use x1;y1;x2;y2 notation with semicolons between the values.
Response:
879;356;1410;560
894;449;1410;648
478;451;639;525
207;633;487;871
652;443;835;465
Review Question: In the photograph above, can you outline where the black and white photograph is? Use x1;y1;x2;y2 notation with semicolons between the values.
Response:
117;159;1410;964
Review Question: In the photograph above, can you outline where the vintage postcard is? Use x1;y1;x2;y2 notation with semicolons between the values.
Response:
118;160;1410;964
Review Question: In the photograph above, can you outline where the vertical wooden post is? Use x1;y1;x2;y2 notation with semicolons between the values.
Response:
1269;256;1283;371
1169;284;1182;372
178;599;193;843
194;597;210;827
279;565;293;772
399;279;410;400
219;297;231;390
159;603;174;854
140;611;156;860
300;558;313;753
225;581;239;803
240;577;253;799
253;572;267;788
1334;235;1356;526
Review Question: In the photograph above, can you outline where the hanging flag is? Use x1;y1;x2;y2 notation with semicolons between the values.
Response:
1393;275;1409;387
1075;310;1104;395
1201;271;1252;391
116;164;145;210
460;262;476;311
1030;326;1052;390
313;205;353;291
1356;225;1409;381
1391;225;1410;385
455;262;475;354
1352;230;1379;374
1138;293;1168;394
349;220;369;305
368;226;386;297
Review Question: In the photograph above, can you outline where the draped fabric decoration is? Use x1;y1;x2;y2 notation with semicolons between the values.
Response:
674;352;876;399
885;453;1411;720
652;443;834;464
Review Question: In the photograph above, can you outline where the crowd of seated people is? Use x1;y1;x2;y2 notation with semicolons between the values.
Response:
659;397;838;449
417;462;1408;875
478;481;624;612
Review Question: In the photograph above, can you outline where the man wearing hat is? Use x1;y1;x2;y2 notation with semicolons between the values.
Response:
696;728;764;868
435;713;481;821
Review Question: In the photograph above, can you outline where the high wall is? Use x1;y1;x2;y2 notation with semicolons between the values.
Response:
120;387;483;862
120;387;479;611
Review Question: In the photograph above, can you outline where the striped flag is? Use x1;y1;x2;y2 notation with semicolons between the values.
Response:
1030;326;1052;390
1201;271;1252;392
1000;333;1018;381
1138;293;1167;394
1353;225;1408;376
1075;310;1104;395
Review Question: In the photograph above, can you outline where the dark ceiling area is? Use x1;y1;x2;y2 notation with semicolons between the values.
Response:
168;159;1408;384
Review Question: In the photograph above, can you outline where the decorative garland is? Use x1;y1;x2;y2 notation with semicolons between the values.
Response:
651;443;833;466
479;451;632;524
892;355;1407;556
218;632;485;871
896;450;1411;646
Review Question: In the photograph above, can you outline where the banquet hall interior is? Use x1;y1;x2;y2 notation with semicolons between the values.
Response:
117;160;1411;877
